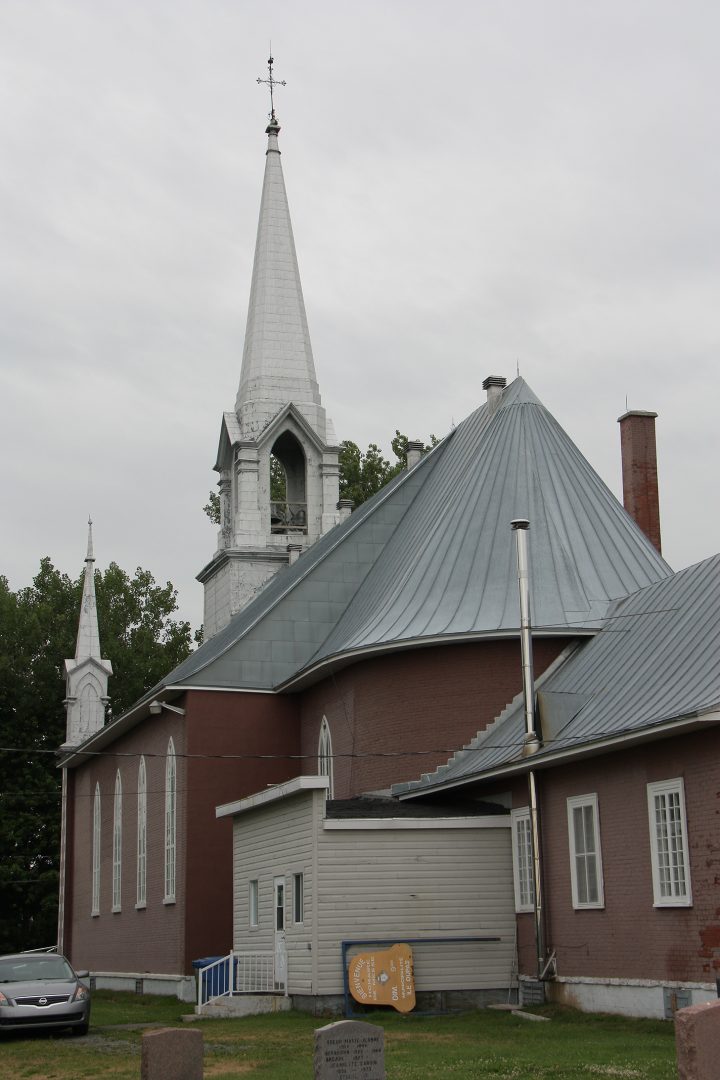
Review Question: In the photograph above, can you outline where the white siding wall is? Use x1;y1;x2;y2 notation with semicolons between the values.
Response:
315;822;515;996
232;790;322;993
231;793;515;999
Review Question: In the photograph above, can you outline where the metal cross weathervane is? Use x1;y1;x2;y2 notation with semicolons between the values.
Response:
257;53;286;122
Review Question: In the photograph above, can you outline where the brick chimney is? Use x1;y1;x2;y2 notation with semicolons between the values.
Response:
618;410;662;554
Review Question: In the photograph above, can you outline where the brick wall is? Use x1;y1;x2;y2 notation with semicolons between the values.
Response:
183;689;299;964
505;731;720;983
299;638;569;797
66;690;300;976
67;705;186;975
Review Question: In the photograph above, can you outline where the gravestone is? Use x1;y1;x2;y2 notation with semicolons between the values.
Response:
675;1000;720;1080
141;1027;203;1080
314;1019;385;1080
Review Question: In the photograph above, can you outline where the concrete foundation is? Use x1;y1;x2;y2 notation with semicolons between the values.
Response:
90;971;197;1003
545;976;717;1019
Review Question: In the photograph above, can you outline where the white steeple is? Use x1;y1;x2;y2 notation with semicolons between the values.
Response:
63;520;112;749
199;67;341;639
234;114;332;444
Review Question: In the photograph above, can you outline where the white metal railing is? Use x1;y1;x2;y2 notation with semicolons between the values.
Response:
196;951;284;1008
235;952;276;994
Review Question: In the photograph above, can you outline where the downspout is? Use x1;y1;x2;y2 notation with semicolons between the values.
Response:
511;519;547;979
57;767;68;955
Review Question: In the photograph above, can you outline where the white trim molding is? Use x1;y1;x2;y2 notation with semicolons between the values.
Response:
164;738;177;903
647;777;692;907
510;807;534;913
323;816;510;831
112;769;123;912
567;793;604;909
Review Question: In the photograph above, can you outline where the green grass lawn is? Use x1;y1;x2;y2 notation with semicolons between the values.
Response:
0;993;678;1079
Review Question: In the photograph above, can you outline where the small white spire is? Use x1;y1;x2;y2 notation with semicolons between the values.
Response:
76;518;101;661
63;520;112;748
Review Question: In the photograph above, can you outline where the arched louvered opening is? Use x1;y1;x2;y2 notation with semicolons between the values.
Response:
270;431;307;533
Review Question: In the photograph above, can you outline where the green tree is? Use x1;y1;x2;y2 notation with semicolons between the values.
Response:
0;560;194;953
203;431;439;522
338;431;438;507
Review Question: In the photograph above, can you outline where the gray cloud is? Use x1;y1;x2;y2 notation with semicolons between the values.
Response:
1;0;718;631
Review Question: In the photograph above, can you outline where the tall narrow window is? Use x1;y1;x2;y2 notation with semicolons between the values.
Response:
510;807;534;912
249;879;258;929
567;794;604;908
112;771;122;911
318;717;333;798
136;757;147;908
92;783;101;916
293;873;304;924
647;778;692;906
164;738;176;903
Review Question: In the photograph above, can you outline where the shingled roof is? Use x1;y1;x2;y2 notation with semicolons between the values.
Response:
160;377;670;694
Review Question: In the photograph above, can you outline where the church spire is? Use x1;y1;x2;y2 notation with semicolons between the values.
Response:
234;59;332;443
199;70;341;640
75;518;102;661
63;520;112;749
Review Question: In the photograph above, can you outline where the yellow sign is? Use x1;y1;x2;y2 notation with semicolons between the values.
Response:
348;944;415;1013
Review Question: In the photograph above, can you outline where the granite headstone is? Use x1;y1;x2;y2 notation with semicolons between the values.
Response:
314;1019;385;1080
141;1026;203;1080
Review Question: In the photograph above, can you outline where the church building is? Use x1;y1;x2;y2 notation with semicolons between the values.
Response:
57;85;706;1014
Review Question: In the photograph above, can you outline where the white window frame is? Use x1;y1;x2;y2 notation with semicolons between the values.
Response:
136;757;147;909
293;872;304;925
92;783;101;916
164;738;177;903
647;778;692;907
567;793;604;909
510;807;534;913
249;879;259;929
318;717;334;798
112;770;122;912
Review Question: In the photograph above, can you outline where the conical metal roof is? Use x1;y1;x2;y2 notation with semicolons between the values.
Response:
307;378;671;667
165;378;671;693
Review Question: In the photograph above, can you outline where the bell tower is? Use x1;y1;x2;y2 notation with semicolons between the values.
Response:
198;59;341;639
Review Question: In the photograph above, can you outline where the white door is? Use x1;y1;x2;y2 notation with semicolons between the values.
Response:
273;876;287;990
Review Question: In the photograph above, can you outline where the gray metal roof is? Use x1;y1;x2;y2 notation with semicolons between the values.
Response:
396;553;720;796
300;378;671;673
163;446;444;691
160;377;671;694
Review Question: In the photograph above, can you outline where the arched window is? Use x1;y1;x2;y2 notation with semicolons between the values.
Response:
136;757;147;908
112;770;122;911
164;739;176;903
318;717;333;799
92;783;101;916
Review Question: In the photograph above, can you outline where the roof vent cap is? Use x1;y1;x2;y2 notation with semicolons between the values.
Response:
483;376;507;417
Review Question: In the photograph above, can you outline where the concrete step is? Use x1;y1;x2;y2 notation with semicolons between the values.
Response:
196;994;291;1018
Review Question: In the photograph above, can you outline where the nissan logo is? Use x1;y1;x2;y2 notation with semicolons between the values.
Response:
39;997;47;1005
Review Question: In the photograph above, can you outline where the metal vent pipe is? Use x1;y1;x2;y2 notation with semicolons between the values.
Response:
511;518;547;980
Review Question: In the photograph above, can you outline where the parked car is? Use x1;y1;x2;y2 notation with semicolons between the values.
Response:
0;952;90;1036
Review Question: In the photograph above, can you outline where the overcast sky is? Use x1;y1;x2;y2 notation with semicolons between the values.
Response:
2;0;718;632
